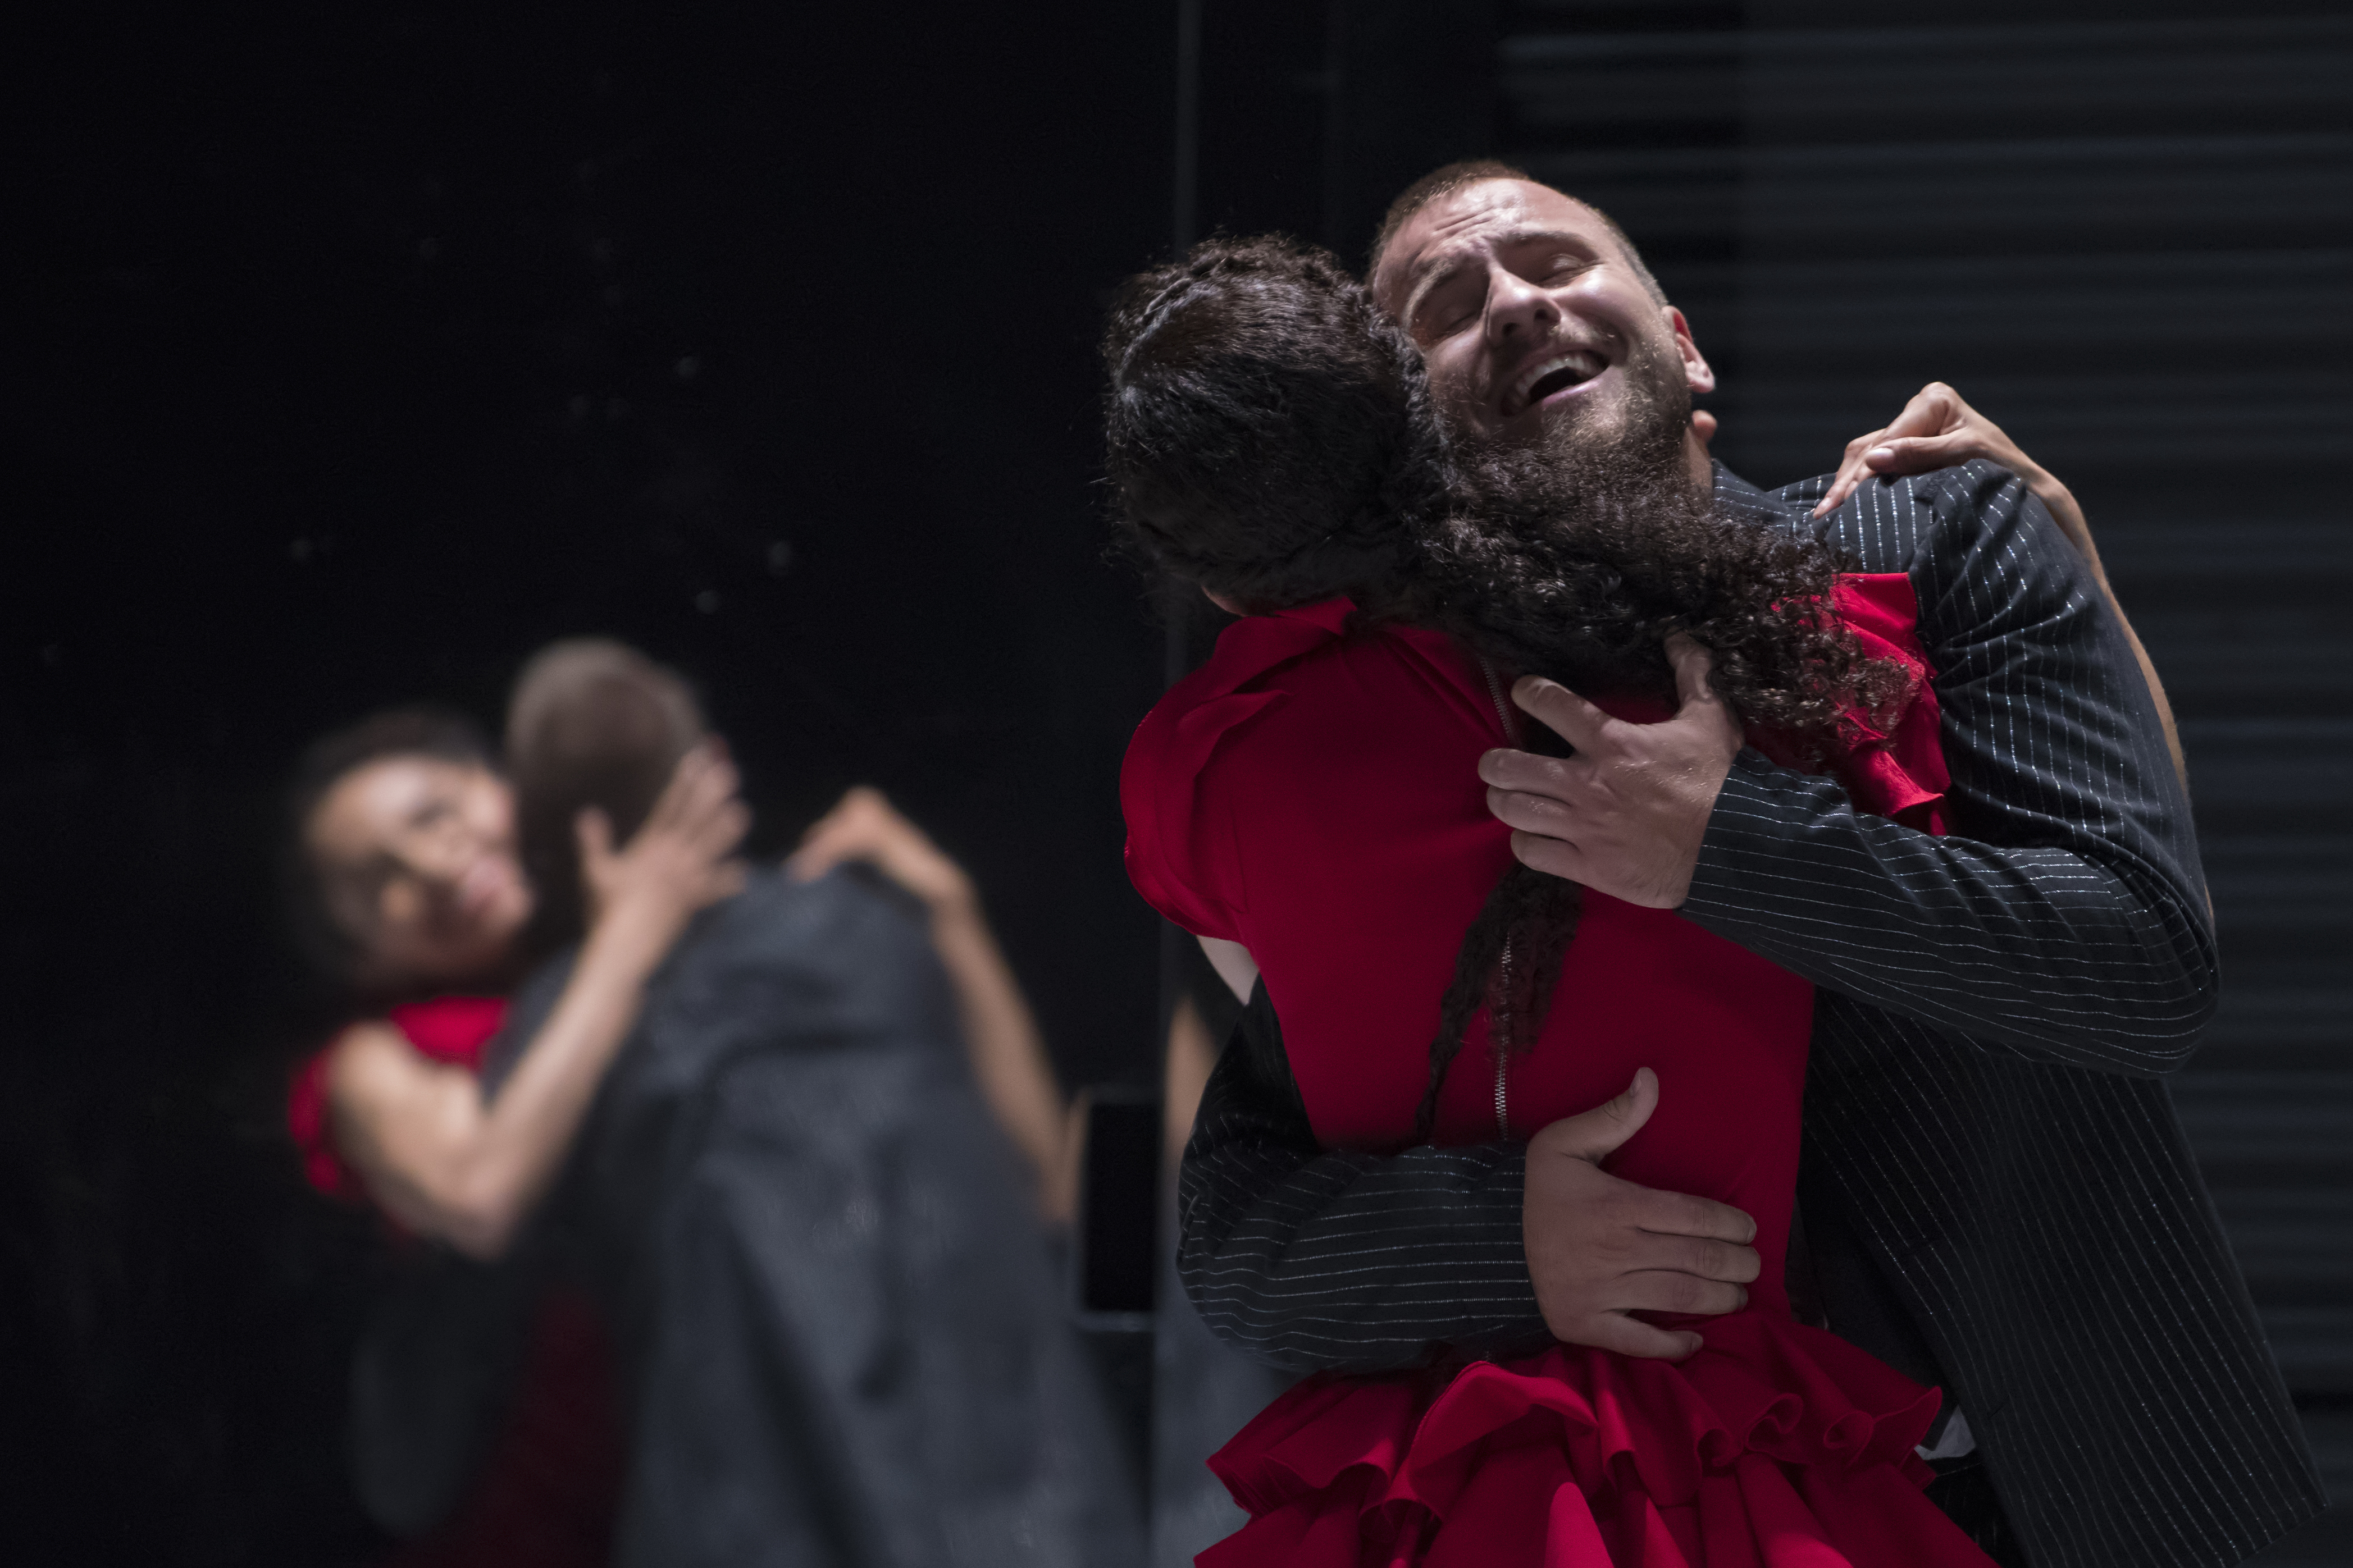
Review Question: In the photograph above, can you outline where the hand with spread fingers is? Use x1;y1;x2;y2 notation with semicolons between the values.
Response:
1476;634;1743;910
1812;381;2093;562
578;742;752;953
1807;380;2189;795
1524;1069;1761;1359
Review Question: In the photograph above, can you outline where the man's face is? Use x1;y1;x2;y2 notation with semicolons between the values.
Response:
1371;179;1712;462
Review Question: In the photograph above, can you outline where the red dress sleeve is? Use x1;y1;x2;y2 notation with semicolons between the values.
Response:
1745;573;1950;835
1121;602;1366;940
1831;572;1950;835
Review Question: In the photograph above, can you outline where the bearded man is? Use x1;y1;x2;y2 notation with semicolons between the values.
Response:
1173;163;2322;1568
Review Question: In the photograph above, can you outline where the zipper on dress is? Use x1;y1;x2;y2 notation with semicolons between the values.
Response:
1477;658;1516;745
1479;657;1516;1141
1494;940;1513;1141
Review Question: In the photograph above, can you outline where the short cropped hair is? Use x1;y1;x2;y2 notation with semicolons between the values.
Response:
506;639;706;951
1367;158;1667;308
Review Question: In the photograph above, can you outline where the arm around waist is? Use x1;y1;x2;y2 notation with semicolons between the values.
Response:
1176;987;1551;1373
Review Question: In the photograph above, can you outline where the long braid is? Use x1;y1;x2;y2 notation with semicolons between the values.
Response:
1411;862;1583;1142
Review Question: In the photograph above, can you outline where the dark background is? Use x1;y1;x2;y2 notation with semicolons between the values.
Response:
6;1;2347;1562
10;4;1179;1558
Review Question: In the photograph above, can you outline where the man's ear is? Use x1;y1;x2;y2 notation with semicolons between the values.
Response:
1666;307;1715;395
1204;586;1248;616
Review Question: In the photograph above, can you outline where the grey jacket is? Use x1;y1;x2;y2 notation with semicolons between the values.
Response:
354;867;1138;1567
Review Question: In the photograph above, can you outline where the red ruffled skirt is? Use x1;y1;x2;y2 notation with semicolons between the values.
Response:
1201;1313;1993;1567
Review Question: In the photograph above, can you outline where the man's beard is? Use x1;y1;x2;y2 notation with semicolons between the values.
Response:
1526;325;1697;508
1405;342;1736;697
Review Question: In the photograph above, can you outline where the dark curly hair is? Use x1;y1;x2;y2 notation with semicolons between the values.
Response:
1103;235;1910;1142
1102;237;1445;614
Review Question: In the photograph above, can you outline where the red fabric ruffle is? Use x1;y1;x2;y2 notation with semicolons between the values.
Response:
1796;574;1948;836
1204;1312;1989;1567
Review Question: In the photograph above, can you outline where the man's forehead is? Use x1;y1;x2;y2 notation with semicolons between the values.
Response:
1378;179;1608;305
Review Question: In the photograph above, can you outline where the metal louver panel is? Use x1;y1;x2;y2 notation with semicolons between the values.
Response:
1500;3;2350;1559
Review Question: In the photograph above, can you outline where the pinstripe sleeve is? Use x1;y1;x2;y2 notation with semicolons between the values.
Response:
1175;986;1552;1372
1680;462;2217;1076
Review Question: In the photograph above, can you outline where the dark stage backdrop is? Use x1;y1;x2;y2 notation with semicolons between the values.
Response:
8;4;1176;1560
7;1;2347;1561
1489;2;2350;1562
1179;2;2349;1562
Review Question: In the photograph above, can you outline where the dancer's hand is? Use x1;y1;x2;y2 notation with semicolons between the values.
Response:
1524;1069;1759;1360
786;786;976;915
1812;381;2094;561
578;742;749;964
1479;637;1739;909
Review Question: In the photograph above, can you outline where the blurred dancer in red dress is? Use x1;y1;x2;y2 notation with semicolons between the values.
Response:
284;644;1122;1566
285;705;746;1565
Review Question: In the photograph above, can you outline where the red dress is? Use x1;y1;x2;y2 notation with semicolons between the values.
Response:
290;997;623;1568
1121;584;1989;1568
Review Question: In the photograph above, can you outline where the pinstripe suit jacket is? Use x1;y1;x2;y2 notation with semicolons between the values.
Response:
1174;461;2324;1568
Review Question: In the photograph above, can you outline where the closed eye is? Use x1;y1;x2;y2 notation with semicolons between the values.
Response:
1421;281;1486;339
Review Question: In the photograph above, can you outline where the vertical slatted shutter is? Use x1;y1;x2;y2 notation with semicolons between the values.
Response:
1499;4;2352;1560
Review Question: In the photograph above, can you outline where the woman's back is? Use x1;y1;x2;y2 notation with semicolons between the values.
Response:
1122;594;2001;1567
1123;599;1813;1319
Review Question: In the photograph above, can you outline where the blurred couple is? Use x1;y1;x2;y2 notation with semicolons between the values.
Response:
284;641;1139;1565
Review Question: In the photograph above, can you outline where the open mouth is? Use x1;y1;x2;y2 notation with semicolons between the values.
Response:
1507;350;1606;416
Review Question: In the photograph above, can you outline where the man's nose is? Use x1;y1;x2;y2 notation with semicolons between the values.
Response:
1483;265;1557;346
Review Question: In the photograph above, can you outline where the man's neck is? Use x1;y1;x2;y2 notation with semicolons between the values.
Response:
1682;428;1714;495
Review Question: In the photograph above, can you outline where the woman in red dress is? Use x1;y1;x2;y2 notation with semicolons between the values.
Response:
284;702;749;1565
1104;237;2001;1567
285;671;1087;1562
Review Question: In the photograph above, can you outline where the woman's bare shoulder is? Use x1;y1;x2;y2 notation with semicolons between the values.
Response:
323;1018;463;1103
